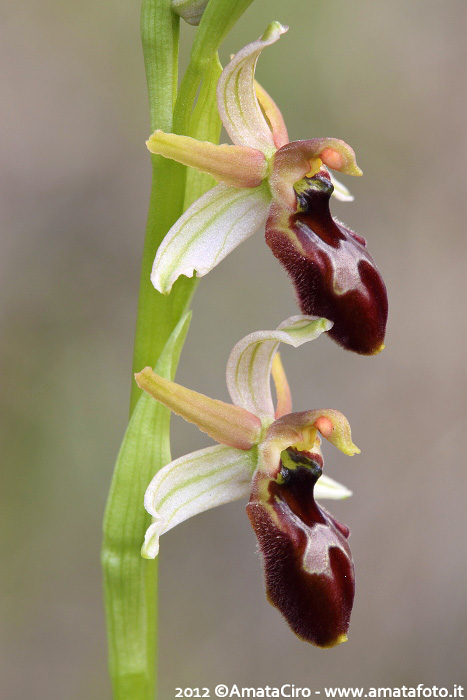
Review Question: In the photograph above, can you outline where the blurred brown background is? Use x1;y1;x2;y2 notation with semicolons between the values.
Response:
1;0;466;697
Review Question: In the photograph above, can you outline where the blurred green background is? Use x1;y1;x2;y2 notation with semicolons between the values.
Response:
2;0;466;697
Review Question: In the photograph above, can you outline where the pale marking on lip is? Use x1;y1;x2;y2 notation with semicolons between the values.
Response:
296;220;370;297
280;505;350;577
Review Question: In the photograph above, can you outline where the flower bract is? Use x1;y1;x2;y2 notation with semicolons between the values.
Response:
147;22;388;355
171;0;208;25
135;315;360;647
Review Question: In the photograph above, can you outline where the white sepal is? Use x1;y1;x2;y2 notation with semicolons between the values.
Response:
141;445;255;558
217;22;288;152
315;474;353;501
151;183;270;294
330;173;354;202
226;315;333;425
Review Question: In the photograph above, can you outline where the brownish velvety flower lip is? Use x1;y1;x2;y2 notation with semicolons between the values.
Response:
265;174;388;355
247;449;355;648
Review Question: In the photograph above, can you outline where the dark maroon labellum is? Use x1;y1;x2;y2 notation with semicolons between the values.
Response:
247;448;354;648
265;174;388;355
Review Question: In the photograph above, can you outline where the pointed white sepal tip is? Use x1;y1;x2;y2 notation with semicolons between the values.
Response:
334;191;355;203
276;314;333;334
141;518;165;559
261;21;289;41
150;267;172;295
151;263;195;295
152;253;213;295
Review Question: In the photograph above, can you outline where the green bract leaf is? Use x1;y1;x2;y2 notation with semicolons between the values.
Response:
183;55;223;209
102;311;191;693
217;21;288;152
142;445;256;558
226;315;333;425
151;182;270;294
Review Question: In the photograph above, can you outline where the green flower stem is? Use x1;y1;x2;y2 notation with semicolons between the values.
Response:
131;0;187;415
103;6;183;698
103;1;255;698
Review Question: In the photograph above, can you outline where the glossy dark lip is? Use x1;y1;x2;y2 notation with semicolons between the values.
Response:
247;458;355;648
265;174;388;355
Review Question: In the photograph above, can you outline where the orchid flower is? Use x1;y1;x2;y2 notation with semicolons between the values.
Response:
135;315;361;648
147;22;388;355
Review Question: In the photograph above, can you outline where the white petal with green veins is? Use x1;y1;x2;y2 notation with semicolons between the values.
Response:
142;445;255;558
226;315;333;424
151;183;270;294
